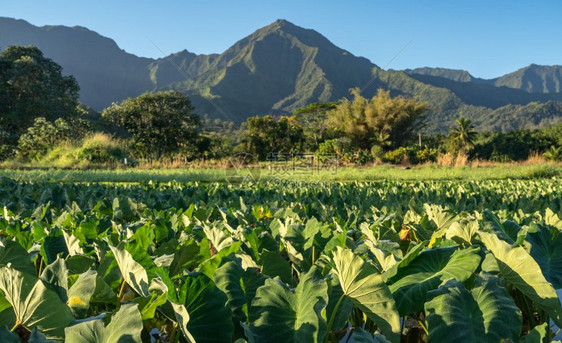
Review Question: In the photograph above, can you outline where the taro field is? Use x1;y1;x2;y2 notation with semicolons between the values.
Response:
0;177;561;342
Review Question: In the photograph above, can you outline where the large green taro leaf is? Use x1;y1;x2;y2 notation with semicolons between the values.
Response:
214;258;266;337
109;244;150;297
387;246;481;316
249;267;328;343
324;273;354;332
176;272;234;343
0;267;74;341
352;327;391;343
331;247;400;343
479;231;562;327
67;270;97;318
525;224;562;288
169;302;196;343
520;322;549;343
40;257;68;303
0;240;35;276
64;303;143;343
425;275;522;343
0;294;16;326
260;250;292;284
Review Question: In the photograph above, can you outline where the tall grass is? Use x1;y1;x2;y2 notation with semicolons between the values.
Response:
1;133;128;169
0;163;559;184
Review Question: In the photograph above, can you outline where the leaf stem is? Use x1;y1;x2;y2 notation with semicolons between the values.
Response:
312;245;316;265
169;323;178;343
37;257;44;276
414;314;429;336
326;294;346;342
117;279;126;301
519;292;536;329
10;321;19;332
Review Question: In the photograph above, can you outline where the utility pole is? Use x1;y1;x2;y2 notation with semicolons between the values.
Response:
419;133;422;147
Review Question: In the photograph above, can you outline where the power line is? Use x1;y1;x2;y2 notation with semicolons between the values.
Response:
360;38;414;94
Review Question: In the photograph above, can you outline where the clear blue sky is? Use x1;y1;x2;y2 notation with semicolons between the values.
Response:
2;0;561;79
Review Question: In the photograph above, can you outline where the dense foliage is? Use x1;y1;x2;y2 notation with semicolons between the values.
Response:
102;91;201;160
0;46;80;135
471;126;561;161
326;89;428;149
17;117;79;161
0;178;561;342
243;115;304;160
293;102;337;150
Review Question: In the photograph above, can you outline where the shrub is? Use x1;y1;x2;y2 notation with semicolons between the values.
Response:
76;134;129;165
383;147;412;164
415;147;439;163
315;138;352;162
382;146;440;165
349;150;373;165
17;117;73;160
371;145;386;161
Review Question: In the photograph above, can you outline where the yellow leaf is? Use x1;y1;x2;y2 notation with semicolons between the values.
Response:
67;296;87;307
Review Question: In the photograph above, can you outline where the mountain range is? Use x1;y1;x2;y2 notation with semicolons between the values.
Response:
1;16;562;131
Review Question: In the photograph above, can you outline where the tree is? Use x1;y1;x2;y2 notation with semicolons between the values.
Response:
0;128;16;160
293;102;337;150
326;88;427;149
243;115;304;160
0;46;80;134
102;91;200;160
448;117;476;154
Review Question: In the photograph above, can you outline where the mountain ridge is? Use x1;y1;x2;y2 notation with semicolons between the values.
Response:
1;16;562;130
406;64;562;94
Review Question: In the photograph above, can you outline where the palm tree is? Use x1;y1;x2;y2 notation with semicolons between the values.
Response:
543;145;561;161
372;132;391;148
449;117;476;153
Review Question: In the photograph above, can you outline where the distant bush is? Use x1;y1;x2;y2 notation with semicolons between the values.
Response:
341;150;373;165
76;133;129;165
315;138;352;162
383;147;412;164
383;146;439;164
12;133;132;169
471;130;556;161
370;145;386;161
198;134;232;160
415;147;439;163
17;117;73;160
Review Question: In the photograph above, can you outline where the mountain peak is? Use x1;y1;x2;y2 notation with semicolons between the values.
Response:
270;19;296;29
273;18;291;25
252;19;345;54
259;18;304;36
